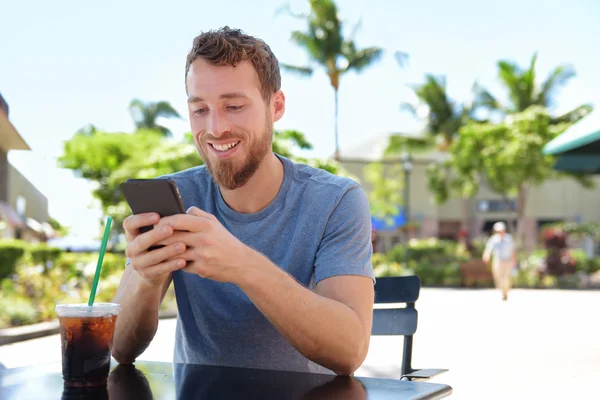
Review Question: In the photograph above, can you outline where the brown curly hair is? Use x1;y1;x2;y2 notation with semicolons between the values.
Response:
185;26;281;102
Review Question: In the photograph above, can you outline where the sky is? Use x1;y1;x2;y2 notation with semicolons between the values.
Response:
1;0;599;238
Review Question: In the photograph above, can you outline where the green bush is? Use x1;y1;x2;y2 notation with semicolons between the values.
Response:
29;243;63;270
0;293;39;328
568;249;600;274
99;253;127;279
0;240;27;280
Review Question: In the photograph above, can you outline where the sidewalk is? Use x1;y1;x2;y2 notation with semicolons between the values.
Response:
1;288;598;399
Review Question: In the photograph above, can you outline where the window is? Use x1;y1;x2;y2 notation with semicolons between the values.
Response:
16;195;26;216
476;199;516;213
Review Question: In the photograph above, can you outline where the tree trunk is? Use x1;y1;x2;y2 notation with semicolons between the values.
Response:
461;197;470;235
515;185;527;250
333;88;340;161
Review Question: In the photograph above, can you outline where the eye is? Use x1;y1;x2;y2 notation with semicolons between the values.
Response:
226;105;244;111
194;108;208;115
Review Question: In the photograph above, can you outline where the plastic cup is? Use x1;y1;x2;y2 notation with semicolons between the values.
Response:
55;303;121;387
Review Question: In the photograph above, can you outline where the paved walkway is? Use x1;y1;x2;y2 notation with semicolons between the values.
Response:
1;288;598;399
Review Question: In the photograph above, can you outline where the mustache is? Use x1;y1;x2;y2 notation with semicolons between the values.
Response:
199;132;243;142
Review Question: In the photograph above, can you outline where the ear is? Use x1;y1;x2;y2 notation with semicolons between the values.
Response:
271;90;285;123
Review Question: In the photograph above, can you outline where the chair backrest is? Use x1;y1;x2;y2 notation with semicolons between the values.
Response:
371;276;420;337
371;275;421;377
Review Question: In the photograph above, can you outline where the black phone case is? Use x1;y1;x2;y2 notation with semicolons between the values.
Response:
120;179;186;234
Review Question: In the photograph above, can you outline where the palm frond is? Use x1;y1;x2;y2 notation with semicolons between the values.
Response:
290;30;325;62
539;64;576;107
280;63;314;76
549;104;594;125
345;46;383;73
394;51;409;69
472;81;501;110
400;102;417;116
155;101;181;119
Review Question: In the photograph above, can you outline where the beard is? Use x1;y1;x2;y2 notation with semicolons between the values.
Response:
198;112;272;190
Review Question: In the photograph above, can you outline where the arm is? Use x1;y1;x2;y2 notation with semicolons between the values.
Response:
237;257;374;375
244;187;375;374
111;213;187;364
482;237;493;264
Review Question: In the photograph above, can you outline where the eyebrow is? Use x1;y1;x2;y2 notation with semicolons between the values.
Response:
187;92;249;103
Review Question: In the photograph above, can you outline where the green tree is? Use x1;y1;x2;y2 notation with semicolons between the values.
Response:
363;162;404;228
280;0;386;160
473;52;592;124
47;216;69;237
128;99;181;137
429;106;593;247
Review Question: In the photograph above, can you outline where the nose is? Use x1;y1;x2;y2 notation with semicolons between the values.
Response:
207;110;231;138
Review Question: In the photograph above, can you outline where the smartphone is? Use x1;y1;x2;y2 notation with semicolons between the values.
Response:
120;178;186;238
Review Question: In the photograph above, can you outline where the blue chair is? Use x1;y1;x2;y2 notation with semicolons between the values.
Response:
372;276;448;381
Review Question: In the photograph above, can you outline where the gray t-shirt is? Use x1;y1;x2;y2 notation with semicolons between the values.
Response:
159;154;374;374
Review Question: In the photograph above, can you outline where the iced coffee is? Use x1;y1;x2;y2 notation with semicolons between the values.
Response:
55;303;120;387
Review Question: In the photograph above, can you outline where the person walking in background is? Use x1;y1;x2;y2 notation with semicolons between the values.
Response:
482;222;517;301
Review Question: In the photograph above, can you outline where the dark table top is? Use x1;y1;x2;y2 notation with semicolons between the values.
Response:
0;361;452;400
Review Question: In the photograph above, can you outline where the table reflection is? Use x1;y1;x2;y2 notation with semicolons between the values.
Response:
174;363;367;400
60;364;153;400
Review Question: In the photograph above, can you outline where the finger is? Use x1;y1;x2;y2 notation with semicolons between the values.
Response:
132;242;186;270
156;231;194;247
157;214;211;233
127;225;175;258
123;213;160;241
186;206;216;220
165;246;201;263
142;258;187;281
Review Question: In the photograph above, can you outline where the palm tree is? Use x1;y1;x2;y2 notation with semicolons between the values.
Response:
386;73;474;234
473;52;592;124
280;0;385;160
387;74;471;154
128;99;181;137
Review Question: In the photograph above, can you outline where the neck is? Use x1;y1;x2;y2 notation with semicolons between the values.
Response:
219;152;284;214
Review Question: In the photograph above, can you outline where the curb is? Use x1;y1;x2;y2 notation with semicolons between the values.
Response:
0;310;178;346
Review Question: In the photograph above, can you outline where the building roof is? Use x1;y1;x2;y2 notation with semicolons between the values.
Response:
338;131;448;163
0;93;30;152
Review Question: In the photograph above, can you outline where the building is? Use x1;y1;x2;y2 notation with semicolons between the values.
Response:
340;132;600;252
0;93;52;241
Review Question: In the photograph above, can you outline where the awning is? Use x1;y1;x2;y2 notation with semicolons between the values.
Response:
552;154;600;174
543;129;600;156
0;201;24;227
542;119;600;174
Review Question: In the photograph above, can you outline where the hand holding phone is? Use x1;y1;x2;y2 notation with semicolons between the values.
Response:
121;179;186;233
120;179;188;285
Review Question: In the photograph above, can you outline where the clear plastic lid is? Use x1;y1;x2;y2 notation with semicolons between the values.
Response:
55;302;121;318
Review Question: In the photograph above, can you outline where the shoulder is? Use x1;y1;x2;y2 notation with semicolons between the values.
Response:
286;157;365;205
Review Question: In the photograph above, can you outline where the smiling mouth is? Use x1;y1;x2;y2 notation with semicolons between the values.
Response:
210;141;240;152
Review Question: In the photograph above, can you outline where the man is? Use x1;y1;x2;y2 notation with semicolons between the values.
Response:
482;222;516;301
111;27;375;376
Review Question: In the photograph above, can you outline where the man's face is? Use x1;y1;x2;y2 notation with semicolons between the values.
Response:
186;58;284;190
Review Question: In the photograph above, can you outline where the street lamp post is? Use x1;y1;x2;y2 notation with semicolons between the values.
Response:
402;151;413;265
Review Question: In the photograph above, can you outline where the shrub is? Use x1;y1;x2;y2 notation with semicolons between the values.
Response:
0;293;39;328
29;243;63;271
0;240;27;280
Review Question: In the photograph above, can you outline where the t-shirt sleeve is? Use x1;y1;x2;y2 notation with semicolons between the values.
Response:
313;184;375;284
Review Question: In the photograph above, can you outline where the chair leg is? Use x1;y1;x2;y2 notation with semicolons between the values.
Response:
401;335;414;378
